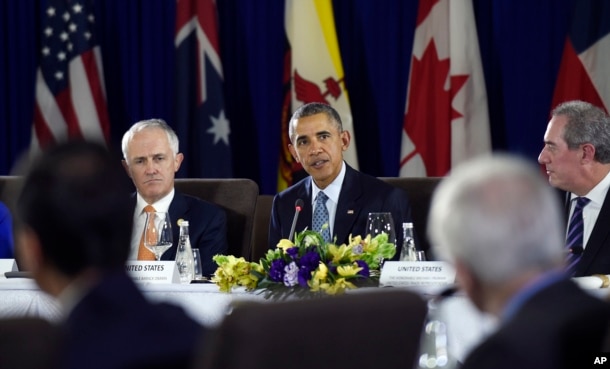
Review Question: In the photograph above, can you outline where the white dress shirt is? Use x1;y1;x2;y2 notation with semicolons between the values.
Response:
311;162;346;238
569;170;610;249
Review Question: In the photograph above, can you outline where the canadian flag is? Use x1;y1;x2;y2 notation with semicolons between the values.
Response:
399;0;490;177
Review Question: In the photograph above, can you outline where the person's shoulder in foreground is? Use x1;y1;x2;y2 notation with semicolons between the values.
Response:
16;140;205;369
428;153;610;369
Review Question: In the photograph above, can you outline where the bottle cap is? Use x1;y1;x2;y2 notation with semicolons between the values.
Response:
180;220;189;226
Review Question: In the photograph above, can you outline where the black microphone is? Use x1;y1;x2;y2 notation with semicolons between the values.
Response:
288;199;304;242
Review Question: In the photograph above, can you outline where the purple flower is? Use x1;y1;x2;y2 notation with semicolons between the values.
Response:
296;251;321;287
283;262;299;287
286;247;299;259
299;251;321;270
355;260;370;277
269;259;287;282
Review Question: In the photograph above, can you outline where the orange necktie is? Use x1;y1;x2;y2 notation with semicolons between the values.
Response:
138;204;157;260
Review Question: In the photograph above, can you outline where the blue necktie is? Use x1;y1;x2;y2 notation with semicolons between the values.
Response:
566;197;590;274
312;192;331;242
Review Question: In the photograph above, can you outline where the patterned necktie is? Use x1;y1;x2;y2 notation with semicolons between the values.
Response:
138;204;157;260
565;197;590;273
312;192;331;242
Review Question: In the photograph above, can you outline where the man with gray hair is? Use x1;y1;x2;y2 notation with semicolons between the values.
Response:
538;100;610;276
122;118;227;277
428;154;610;369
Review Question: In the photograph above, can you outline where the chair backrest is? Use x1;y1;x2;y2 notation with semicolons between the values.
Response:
250;194;273;261
0;317;63;369
379;177;442;257
175;178;259;260
196;289;428;369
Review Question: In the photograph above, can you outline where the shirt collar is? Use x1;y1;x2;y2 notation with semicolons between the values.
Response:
311;161;346;205
571;169;610;206
135;188;175;214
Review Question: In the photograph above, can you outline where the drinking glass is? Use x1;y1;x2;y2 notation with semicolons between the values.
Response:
414;250;427;261
365;212;396;244
143;212;173;261
192;248;204;280
366;212;396;266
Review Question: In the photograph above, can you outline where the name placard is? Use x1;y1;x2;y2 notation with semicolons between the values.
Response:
0;259;18;274
125;261;180;284
379;261;455;288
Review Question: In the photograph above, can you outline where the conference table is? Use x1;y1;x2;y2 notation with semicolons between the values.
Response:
0;275;498;364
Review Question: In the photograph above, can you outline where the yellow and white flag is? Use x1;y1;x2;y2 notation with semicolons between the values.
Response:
278;0;358;191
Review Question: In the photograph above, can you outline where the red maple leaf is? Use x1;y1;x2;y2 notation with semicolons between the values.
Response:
403;39;469;176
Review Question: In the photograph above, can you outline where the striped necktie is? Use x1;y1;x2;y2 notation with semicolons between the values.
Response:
565;197;590;274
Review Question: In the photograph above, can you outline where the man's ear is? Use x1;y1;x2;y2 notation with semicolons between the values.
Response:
288;144;300;163
581;143;596;162
174;152;184;173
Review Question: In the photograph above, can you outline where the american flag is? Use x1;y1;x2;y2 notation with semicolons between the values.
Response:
174;0;232;178
32;0;109;152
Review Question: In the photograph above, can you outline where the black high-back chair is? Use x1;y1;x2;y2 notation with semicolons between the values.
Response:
196;289;428;369
175;178;259;260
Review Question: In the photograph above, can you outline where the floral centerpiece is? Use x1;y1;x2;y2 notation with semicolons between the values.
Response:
211;228;396;298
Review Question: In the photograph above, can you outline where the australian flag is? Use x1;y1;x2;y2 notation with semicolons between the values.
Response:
174;0;232;178
551;0;610;113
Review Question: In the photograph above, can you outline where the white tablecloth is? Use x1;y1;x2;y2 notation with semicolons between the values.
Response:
0;276;494;363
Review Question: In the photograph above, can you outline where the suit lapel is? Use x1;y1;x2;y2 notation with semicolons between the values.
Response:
334;166;363;243
294;179;313;237
577;189;610;275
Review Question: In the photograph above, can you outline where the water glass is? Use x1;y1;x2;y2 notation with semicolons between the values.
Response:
192;248;203;280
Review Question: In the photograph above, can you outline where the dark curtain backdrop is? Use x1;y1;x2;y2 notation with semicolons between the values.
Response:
0;0;576;194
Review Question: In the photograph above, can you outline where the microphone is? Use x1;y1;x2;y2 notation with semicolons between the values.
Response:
288;199;304;242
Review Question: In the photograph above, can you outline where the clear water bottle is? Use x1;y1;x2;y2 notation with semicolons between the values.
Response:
175;220;195;283
400;222;416;261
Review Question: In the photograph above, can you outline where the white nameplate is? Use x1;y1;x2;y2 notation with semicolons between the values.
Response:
0;259;18;274
125;261;180;284
379;261;455;287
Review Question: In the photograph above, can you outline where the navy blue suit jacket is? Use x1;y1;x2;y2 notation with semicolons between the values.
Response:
132;191;228;278
462;278;610;369
564;189;610;277
268;164;413;259
63;272;204;369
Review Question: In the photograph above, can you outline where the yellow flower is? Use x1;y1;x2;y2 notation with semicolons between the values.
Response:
336;263;363;277
276;239;295;252
327;244;354;263
324;278;356;295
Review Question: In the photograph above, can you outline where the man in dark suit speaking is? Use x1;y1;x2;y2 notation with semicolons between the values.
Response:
269;102;413;256
538;100;610;277
122;118;227;277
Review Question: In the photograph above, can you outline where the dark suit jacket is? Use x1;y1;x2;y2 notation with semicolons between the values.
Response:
268;164;413;259
565;189;610;276
63;272;205;369
132;191;228;278
462;278;610;369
